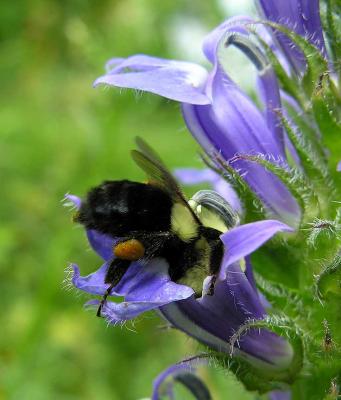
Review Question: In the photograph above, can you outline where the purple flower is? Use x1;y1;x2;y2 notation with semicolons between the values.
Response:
151;355;211;400
151;356;290;400
256;0;327;74
94;18;302;227
66;194;294;378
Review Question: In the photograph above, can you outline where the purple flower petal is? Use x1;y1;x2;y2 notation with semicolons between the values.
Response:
256;0;327;73
64;194;81;209
104;57;125;72
181;70;301;226
93;18;303;226
256;68;284;150
337;161;341;172
99;262;194;323
269;390;291;400
174;168;242;213
71;263;109;295
201;265;266;325
100;299;166;323
220;219;293;278
210;64;284;162
162;273;265;353
244;256;271;310
190;18;300;225
122;258;194;302
72;258;194;321
204;19;285;152
174;167;218;185
161;265;293;368
86;230;115;261
94;55;210;105
202;16;254;63
161;280;293;368
160;300;232;355
64;194;115;260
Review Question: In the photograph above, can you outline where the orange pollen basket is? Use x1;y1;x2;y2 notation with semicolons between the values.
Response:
113;239;145;261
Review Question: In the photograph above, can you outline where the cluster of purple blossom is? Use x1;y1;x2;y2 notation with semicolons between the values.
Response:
67;1;332;398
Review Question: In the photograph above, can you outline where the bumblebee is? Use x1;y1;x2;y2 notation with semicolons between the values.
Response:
75;138;238;316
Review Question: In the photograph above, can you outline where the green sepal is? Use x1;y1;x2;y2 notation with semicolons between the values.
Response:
323;0;341;74
306;218;341;247
201;153;266;223
254;271;304;313
211;316;304;394
262;21;341;127
275;110;333;211
317;254;341;299
322;375;341;400
262;21;329;98
282;100;328;163
252;31;301;103
311;88;341;140
229;154;319;225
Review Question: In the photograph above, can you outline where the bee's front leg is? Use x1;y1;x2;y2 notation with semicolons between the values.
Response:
207;275;217;296
97;258;131;317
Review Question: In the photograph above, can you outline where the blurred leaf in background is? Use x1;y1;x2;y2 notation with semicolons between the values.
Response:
0;0;258;399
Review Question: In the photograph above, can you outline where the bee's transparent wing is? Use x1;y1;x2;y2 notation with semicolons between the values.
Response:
131;137;202;226
135;136;166;168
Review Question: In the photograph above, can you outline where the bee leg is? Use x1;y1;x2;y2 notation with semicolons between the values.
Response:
206;238;223;296
207;275;217;296
97;259;131;318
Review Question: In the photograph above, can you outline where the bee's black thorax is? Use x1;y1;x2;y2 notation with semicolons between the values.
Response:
77;180;173;236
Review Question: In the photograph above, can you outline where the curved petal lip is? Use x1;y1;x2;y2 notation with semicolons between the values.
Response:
94;55;210;106
152;357;208;400
220;219;293;278
71;258;194;305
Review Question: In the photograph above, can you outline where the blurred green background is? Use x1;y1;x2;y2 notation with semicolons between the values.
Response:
0;1;259;399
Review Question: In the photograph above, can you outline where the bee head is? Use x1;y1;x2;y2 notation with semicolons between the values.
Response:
74;180;130;234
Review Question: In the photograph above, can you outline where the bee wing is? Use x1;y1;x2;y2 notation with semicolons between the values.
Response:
135;136;166;168
131;138;202;226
